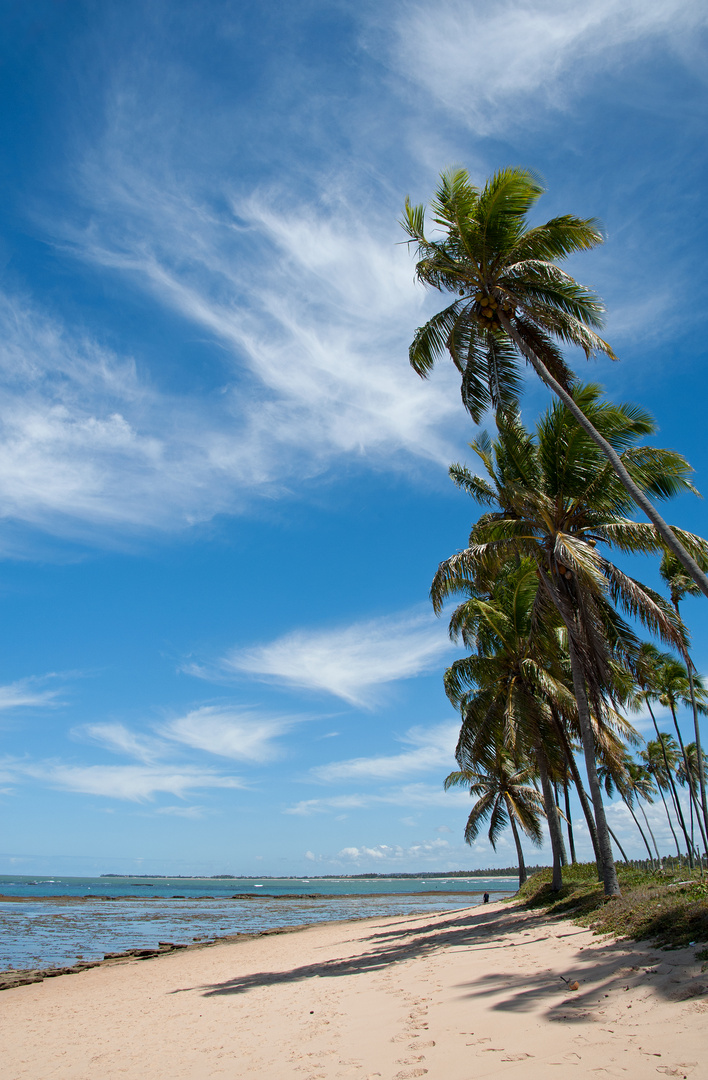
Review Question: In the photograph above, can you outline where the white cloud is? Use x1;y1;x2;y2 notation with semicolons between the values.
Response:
285;782;470;816
0;172;465;544
0;289;286;544
219;609;453;706
391;0;708;134
311;722;458;782
0;676;63;712
15;762;244;801
159;705;297;762
335;838;450;865
49;124;466;494
155;805;208;819
77;723;165;763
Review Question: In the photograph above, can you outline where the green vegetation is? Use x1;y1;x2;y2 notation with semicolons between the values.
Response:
514;863;708;950
403;167;708;900
403;166;708;598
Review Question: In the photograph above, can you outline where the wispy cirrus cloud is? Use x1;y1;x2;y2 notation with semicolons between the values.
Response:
159;705;299;763
74;706;301;766
53;114;465;482
6;760;244;802
390;0;708;134
211;609;454;706
0;675;65;712
285;781;470;816
3;174;464;544
77;723;165;764
0;288;285;544
310;722;458;783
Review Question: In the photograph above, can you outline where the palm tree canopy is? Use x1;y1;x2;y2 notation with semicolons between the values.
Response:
658;659;708;710
431;388;699;677
660;550;704;610
642;734;681;789
444;754;544;848
401;167;616;421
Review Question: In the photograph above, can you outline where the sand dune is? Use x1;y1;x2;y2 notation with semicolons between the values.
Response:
2;900;706;1078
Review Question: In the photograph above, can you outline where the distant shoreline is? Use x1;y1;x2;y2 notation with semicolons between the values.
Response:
98;870;529;879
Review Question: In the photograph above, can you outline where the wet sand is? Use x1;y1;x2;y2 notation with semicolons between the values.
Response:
2;900;706;1079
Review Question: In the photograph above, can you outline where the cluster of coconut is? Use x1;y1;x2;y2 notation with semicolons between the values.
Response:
473;292;514;330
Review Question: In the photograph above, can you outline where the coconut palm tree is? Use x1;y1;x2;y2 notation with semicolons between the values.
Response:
402;166;708;598
678;743;708;859
598;754;655;866
432;388;695;895
653;657;708;860
441;559;574;890
625;761;662;867
660;551;708;840
444;752;544;887
642;735;684;858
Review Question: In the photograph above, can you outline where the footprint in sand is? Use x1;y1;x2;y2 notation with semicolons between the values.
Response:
394;1071;428;1079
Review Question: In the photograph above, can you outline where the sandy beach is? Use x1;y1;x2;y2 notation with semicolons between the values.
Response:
2;899;706;1079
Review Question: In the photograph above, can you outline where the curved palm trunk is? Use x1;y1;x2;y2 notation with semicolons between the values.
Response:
656;782;681;858
607;824;629;863
646;698;694;861
538;573;619;895
553;783;568;866
685;659;708;842
553;715;603;877
666;698;707;859
563;782;577;864
567;639;621;896
624;798;654;866
507;805;527;888
499;314;708;600
670;599;708;844
638;800;662;867
535;743;563;891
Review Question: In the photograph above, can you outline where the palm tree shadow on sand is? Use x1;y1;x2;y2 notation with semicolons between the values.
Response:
170;906;698;1014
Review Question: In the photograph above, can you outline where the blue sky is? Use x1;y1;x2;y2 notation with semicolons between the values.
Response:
1;0;707;876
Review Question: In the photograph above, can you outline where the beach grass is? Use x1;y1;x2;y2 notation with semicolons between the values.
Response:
514;862;708;950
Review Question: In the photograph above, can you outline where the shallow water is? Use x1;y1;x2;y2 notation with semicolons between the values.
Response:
0;874;515;899
0;876;516;970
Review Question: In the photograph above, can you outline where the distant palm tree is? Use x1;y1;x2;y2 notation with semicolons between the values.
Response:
598;754;655;866
642;735;684;858
402;166;708;597
660;551;708;840
653;657;708;859
444;753;544;887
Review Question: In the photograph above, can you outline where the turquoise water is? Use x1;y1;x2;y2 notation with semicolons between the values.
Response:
0;875;516;970
0;874;514;899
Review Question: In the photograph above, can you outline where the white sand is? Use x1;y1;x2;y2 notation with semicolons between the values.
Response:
2;900;706;1079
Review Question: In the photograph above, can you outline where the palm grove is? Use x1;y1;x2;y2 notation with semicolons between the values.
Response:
402;168;708;897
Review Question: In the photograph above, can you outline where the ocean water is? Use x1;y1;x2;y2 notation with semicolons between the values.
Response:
0;875;517;971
